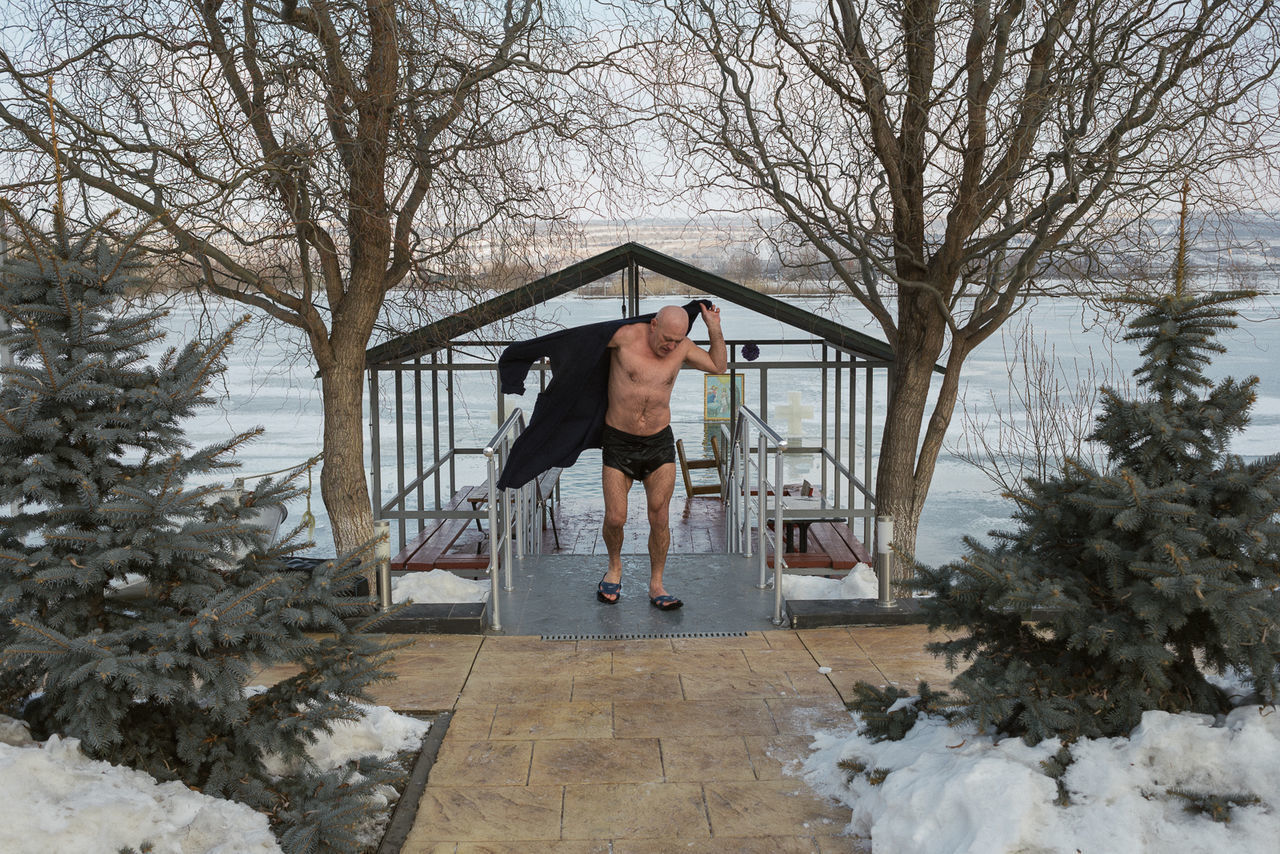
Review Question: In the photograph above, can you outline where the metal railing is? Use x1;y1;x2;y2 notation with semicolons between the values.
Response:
482;408;533;632
725;406;890;625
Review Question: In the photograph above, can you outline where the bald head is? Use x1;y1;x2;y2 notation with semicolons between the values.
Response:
654;305;689;336
647;305;690;357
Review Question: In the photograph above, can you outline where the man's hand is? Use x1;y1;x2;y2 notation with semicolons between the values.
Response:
700;302;722;329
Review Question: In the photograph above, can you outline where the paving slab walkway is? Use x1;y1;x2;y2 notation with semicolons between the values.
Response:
363;625;956;853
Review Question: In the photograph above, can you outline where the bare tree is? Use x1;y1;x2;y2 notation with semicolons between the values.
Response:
0;0;634;554
951;311;1125;497
639;0;1280;565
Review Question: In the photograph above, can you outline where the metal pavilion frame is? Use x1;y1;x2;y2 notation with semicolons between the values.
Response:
363;243;900;557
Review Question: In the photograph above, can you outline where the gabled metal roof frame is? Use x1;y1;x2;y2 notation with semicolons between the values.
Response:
365;242;900;368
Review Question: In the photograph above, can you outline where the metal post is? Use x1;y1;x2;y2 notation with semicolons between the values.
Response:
876;515;895;608
864;365;874;548
432;352;441;509
485;449;502;631
414;358;424;537
394;368;405;547
502;485;515;591
772;439;788;626
756;430;768;588
374;519;393;612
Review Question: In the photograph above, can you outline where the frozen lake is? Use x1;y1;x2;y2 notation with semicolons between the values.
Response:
158;286;1280;565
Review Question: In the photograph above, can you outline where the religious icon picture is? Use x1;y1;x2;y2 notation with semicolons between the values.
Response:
704;374;743;421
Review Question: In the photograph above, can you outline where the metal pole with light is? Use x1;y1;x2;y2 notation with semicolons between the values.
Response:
374;519;393;611
876;515;895;609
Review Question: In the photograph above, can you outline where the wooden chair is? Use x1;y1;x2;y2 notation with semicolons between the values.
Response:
676;436;723;498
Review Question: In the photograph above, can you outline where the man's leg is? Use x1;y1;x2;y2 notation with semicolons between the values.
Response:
600;466;632;601
642;462;676;599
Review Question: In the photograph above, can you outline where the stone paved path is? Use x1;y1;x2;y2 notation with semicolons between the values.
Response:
349;625;956;853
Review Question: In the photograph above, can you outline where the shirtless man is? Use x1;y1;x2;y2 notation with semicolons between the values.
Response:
595;303;727;609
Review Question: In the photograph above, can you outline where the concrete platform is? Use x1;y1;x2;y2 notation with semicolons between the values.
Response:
378;554;930;636
486;553;783;638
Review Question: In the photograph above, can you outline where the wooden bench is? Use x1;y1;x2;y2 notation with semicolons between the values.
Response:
391;487;489;575
464;467;562;550
762;482;871;572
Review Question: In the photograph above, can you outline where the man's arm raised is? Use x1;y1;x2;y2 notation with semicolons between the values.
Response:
684;303;728;374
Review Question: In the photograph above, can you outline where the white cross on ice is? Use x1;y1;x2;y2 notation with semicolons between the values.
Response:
774;391;813;439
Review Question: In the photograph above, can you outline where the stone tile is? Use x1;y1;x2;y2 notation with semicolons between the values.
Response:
576;638;675;654
680;671;798;701
671;632;770;651
469;649;612;679
456;843;610;854
480;635;561;653
428;739;533;787
817;834;873;853
614;839;824;854
796;627;854;649
368;678;464;712
824;666;894;702
409;785;564;842
393;634;484;659
846;626;938;656
783;668;844;699
745;735;819;781
397;843;457;854
659;736;756;783
570;672;684;703
798;646;878;671
613;699;778;738
457;675;575;706
447;705;497;740
704;780;847;838
744;648;821;671
562;782;710;840
390;653;477;680
490;701;614;741
764;631;810;650
767;698;857;735
529;738;663;785
613;648;746;674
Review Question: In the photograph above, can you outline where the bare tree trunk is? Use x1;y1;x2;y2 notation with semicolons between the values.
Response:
320;358;374;561
876;290;946;572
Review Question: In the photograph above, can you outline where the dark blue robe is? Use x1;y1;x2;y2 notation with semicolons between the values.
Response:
496;300;710;489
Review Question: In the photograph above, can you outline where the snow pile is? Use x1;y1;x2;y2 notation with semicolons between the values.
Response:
392;568;490;604
782;563;879;599
802;703;1280;854
0;702;430;854
0;729;281;854
259;699;430;776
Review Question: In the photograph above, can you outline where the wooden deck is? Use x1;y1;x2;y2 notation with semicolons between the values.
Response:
392;486;870;574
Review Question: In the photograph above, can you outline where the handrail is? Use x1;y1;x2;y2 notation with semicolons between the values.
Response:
725;406;884;625
727;407;789;625
482;409;528;632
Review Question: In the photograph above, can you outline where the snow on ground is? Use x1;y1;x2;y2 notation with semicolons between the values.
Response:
0;702;430;854
0;726;281;854
392;568;490;604
782;563;879;599
800;688;1280;854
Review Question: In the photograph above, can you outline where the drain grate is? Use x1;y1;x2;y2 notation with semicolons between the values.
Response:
541;631;750;642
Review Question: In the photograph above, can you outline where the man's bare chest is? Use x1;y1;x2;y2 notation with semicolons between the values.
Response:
612;346;681;389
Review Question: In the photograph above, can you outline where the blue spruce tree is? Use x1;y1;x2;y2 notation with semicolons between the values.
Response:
0;209;403;852
919;275;1280;744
